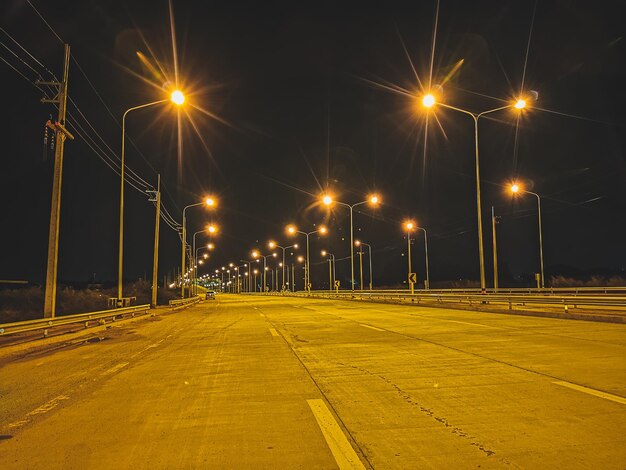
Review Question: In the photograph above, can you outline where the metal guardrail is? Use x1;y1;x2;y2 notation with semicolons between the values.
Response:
168;296;202;309
0;304;151;337
288;290;626;313
316;287;626;295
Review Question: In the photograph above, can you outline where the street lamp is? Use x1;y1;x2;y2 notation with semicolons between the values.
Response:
355;240;373;291
192;225;218;296
181;197;217;298
322;194;380;290
321;250;336;291
117;90;185;303
286;224;327;292
420;90;529;292
268;241;298;292
253;250;277;292
510;182;545;288
404;221;415;294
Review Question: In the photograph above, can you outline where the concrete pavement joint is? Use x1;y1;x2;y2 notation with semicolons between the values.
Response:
336;361;504;462
300;302;626;408
261;314;374;469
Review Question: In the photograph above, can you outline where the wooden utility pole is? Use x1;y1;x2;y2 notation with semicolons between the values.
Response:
42;44;74;318
150;175;161;308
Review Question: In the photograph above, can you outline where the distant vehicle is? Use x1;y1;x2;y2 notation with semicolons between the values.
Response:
205;291;216;300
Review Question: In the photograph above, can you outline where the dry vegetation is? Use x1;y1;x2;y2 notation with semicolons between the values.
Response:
0;280;180;323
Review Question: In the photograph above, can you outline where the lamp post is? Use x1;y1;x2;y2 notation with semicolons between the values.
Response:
117;90;184;304
252;251;277;292
404;221;415;294
287;225;327;292
421;91;528;292
268;241;298;291
192;227;217;296
415;227;430;290
322;194;380;291
510;183;545;288
355;241;373;290
321;250;336;291
181;197;216;298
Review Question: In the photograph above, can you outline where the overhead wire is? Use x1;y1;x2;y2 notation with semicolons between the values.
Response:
1;24;182;232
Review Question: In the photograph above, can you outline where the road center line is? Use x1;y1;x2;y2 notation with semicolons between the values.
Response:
552;381;626;405
360;324;384;332
8;395;70;429
268;328;279;337
306;399;365;470
102;362;129;376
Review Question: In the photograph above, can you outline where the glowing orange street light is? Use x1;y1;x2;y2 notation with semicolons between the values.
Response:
320;194;380;290
416;86;533;292
115;89;187;307
207;224;218;234
181;196;217;299
287;224;328;291
268;241;298;291
171;89;185;105
509;181;545;288
422;93;436;108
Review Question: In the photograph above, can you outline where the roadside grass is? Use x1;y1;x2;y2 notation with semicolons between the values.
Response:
0;281;181;323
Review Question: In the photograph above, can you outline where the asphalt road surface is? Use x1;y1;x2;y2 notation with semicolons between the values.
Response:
1;295;625;469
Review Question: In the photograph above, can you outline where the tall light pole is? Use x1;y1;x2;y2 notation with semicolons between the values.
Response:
252;251;277;292
321;250;336;291
118;90;184;304
510;183;545;288
421;91;528;292
287;225;328;292
355;241;373;290
404;221;415;294
491;206;500;291
181;197;216;298
268;241;298;291
322;194;380;291
415;227;430;290
193;226;217;295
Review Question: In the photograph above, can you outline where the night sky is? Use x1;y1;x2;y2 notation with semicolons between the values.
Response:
2;0;625;289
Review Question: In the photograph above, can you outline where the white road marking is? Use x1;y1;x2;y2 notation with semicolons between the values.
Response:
553;381;626;405
102;362;129;376
360;324;384;332
268;328;279;337
307;399;365;470
8;395;70;428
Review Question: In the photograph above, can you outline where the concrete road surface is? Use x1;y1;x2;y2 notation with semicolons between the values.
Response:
1;294;625;469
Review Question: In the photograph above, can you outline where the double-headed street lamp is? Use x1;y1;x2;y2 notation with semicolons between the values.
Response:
252;250;277;292
287;225;327;292
268;241;298;291
181;197;216;297
354;240;373;291
322;194;380;291
510;183;545;288
420;90;529;292
321;250;336;291
117;89;185;304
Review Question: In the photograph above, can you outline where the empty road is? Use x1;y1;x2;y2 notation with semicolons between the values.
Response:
1;295;625;468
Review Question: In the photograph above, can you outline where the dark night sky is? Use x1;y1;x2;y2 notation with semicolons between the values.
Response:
1;0;625;289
